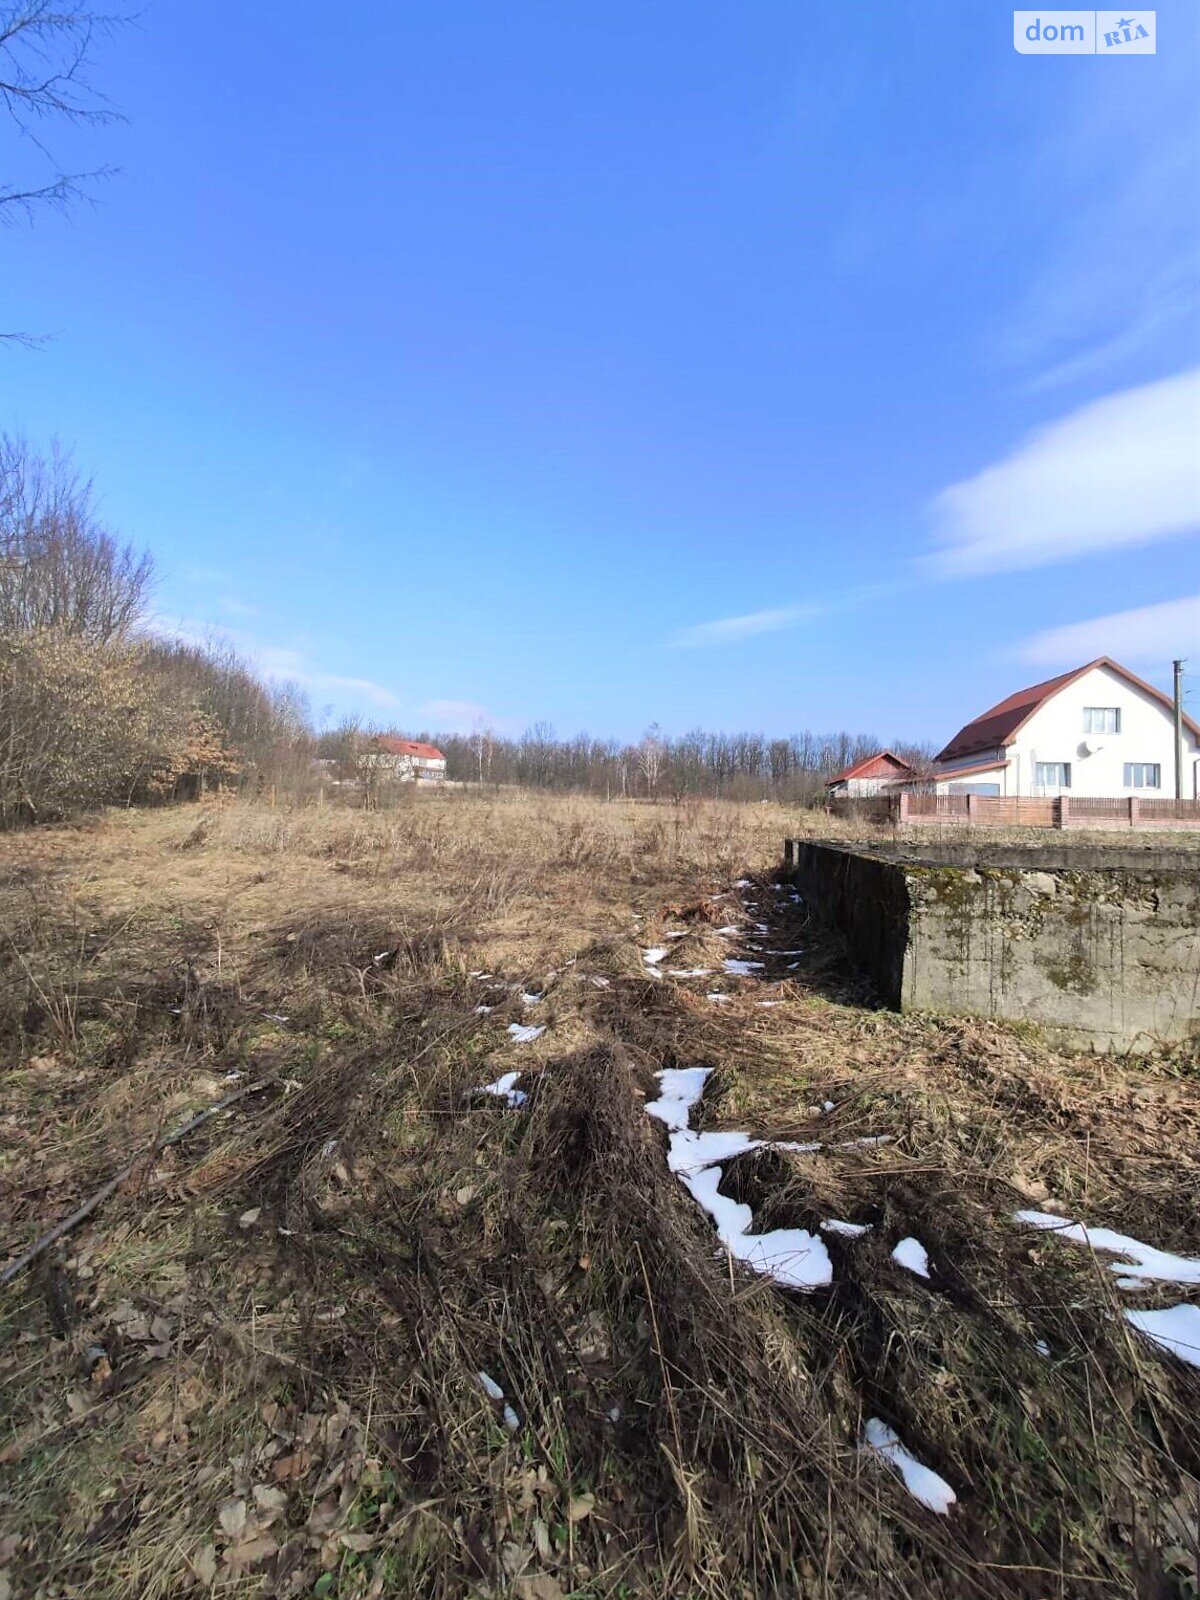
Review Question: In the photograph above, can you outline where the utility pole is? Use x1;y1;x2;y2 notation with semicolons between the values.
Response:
1174;659;1186;801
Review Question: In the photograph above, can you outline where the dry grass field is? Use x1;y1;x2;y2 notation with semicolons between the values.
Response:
2;791;1199;1599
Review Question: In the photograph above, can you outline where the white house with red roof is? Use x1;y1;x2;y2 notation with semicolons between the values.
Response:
825;749;917;797
928;658;1200;799
365;735;447;784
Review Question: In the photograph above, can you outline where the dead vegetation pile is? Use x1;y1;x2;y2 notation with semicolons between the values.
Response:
1;796;1199;1598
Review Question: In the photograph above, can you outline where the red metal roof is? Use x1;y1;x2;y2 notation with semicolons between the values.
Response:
826;749;916;787
931;759;1009;781
935;657;1200;764
369;736;446;761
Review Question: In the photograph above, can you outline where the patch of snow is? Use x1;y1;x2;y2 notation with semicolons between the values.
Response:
474;1004;493;1015
668;1128;762;1174
724;958;764;976
1125;1304;1200;1369
586;974;611;988
667;968;714;978
822;1100;836;1113
706;993;730;1003
480;1071;527;1108
666;930;689;939
642;947;668;966
822;1219;871;1239
1034;1339;1051;1358
262;1012;290;1023
507;1023;545;1045
715;925;740;936
840;1134;893;1148
645;1067;710;1131
862;1418;956;1514
1015;1210;1200;1287
469;970;491;979
756;1001;781;1008
892;1237;931;1279
734;878;753;888
520;991;543;1006
644;1070;832;1291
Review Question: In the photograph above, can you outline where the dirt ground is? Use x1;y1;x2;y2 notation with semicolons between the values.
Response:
2;792;1199;1599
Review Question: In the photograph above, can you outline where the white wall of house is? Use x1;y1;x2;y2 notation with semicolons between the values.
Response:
936;665;1199;798
834;776;902;796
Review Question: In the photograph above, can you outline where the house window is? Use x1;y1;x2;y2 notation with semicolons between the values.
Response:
1124;763;1161;788
1034;762;1071;788
1083;707;1120;734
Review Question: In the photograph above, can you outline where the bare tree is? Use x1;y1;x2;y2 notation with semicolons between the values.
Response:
0;434;153;640
2;4;127;223
470;715;494;785
636;723;666;798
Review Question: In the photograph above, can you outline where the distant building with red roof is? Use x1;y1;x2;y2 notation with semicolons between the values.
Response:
825;750;917;797
928;657;1199;798
365;735;447;784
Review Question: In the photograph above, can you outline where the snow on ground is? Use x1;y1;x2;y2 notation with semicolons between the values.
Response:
667;968;714;978
1015;1210;1200;1287
892;1237;931;1279
706;993;730;1004
645;1068;832;1292
520;991;544;1006
507;1023;545;1045
862;1418;957;1515
822;1219;872;1239
724;958;764;976
479;1072;527;1108
1125;1305;1200;1368
642;948;668;966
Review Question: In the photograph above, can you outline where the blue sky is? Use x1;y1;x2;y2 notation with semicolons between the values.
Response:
4;2;1198;743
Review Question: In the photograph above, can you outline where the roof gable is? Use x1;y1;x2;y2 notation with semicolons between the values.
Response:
826;749;916;787
935;657;1199;764
369;736;446;761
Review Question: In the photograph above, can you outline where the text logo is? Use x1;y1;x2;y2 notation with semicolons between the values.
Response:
1014;11;1155;53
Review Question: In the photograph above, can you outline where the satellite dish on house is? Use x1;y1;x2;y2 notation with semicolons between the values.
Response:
1080;739;1104;757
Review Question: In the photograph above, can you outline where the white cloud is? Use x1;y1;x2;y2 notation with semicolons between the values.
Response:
413;698;524;736
667;604;822;649
928;369;1200;577
1016;596;1200;668
147;615;400;709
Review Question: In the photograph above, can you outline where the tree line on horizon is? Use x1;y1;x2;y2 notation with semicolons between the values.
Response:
0;434;929;823
327;723;933;804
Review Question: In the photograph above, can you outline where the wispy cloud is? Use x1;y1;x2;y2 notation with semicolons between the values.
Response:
148;615;400;709
667;603;823;650
414;698;522;736
928;368;1200;577
997;50;1200;391
1015;596;1200;669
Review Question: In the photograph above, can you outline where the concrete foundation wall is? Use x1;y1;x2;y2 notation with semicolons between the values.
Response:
784;839;1200;1052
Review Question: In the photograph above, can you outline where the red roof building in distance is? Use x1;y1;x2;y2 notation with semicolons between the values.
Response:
931;656;1200;798
364;734;448;783
825;749;916;796
368;736;446;762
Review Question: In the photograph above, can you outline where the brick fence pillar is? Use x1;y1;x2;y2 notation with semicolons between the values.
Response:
1129;796;1139;828
966;793;976;825
1056;796;1069;829
897;791;910;824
